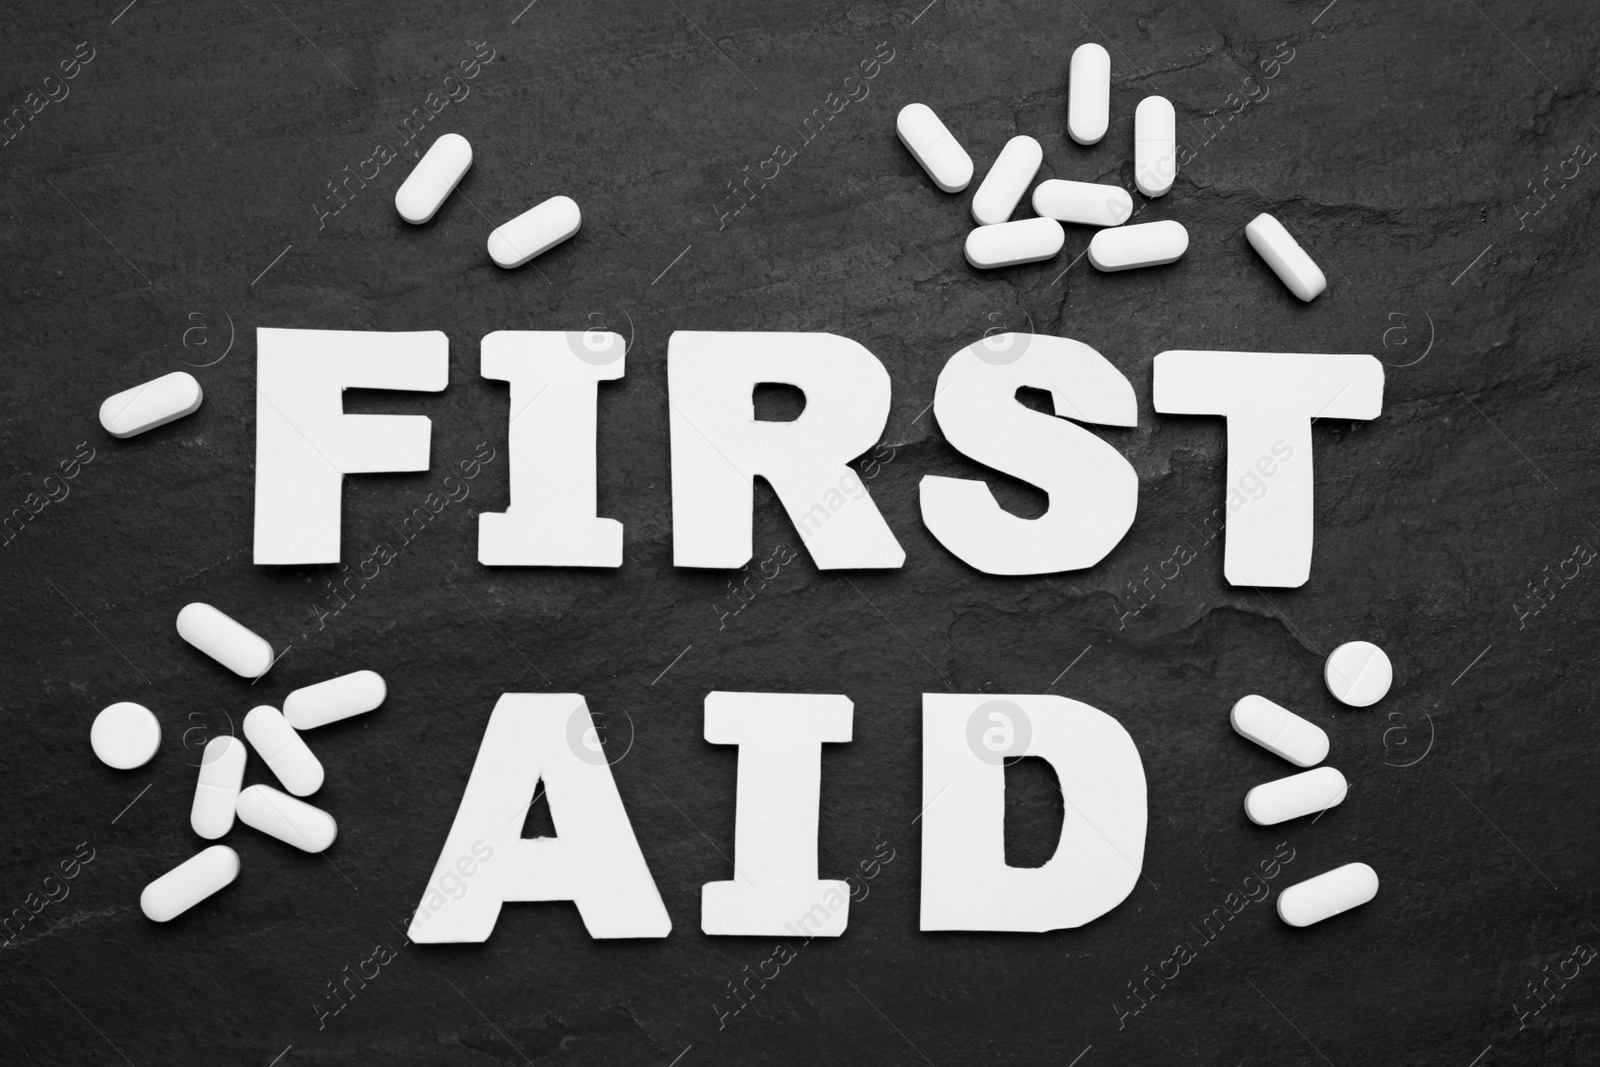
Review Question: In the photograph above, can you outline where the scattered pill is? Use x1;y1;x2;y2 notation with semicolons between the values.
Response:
1231;694;1329;768
1068;43;1111;145
395;132;473;225
176;602;274;679
964;217;1064;269
1246;213;1326;301
1032;179;1133;227
283;670;387;730
190;735;247;839
896;103;974;193
1324;641;1393;707
90;702;161;769
971;135;1043;226
1277;862;1379;927
99;371;202;439
487;195;581;269
140;844;240;922
1134;95;1176;197
1244;766;1347;826
243;705;324;796
1087;219;1188;271
236;784;338;852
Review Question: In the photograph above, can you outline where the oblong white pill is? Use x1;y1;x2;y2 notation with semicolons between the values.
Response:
1068;43;1111;145
190;734;247;839
176;602;274;679
1325;641;1393;707
1032;179;1133;227
1244;766;1348;826
283;670;387;730
235;785;338;852
90;701;161;769
243;705;324;796
1231;694;1329;768
1134;95;1176;196
1246;213;1326;301
99;371;202;439
395;132;472;225
896;102;974;193
971;135;1043;225
140;845;240;922
964;217;1065;269
1087;219;1188;271
1278;862;1379;927
487;195;581;269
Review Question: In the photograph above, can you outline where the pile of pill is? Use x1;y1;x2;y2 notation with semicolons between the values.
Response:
393;131;580;270
90;601;386;922
1228;640;1393;927
897;43;1185;273
894;41;1325;295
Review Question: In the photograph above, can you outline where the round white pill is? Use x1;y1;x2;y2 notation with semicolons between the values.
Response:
1277;862;1379;927
1324;641;1392;707
90;702;161;769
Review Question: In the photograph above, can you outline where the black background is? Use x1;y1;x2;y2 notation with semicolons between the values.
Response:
3;1;1597;1064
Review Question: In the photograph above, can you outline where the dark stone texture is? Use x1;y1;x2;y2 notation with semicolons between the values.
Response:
2;0;1597;1064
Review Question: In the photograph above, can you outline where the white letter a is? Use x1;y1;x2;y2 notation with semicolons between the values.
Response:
408;694;671;943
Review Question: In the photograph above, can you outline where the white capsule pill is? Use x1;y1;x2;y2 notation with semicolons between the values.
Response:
1277;862;1379;927
243;705;324;796
1068;43;1111;145
971;135;1043;225
1324;641;1392;707
140;844;240;922
99;371;202;439
190;734;247;839
395;132;472;225
283;670;387;730
964;217;1065;269
896;102;974;193
1231;694;1329;768
1246;213;1326;301
487;195;581;269
176;602;274;679
236;784;338;852
1087;219;1188;271
1134;95;1176;197
1032;179;1133;227
90;701;160;769
1244;766;1348;826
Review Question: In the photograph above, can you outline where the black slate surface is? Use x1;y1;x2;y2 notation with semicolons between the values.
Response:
3;1;1598;1064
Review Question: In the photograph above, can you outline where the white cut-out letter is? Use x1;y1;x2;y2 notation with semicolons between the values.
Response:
920;693;1147;931
254;328;448;564
408;694;670;943
701;691;853;937
920;334;1137;574
479;330;625;566
1152;351;1384;587
668;331;904;569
